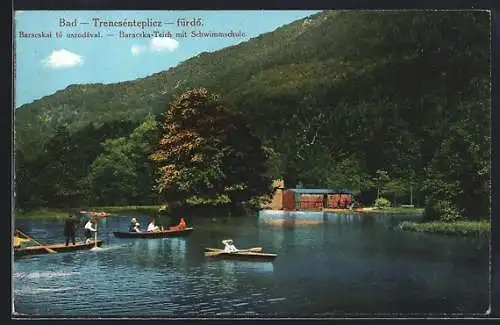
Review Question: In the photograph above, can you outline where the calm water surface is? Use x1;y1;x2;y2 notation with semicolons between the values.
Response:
13;211;489;317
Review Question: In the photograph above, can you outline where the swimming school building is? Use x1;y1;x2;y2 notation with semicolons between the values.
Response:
261;180;354;211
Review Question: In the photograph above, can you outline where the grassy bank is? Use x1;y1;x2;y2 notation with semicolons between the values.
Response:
15;205;163;219
14;209;70;220
398;220;490;236
87;205;162;215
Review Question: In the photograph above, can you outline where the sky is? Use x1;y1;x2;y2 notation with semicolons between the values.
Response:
14;10;321;108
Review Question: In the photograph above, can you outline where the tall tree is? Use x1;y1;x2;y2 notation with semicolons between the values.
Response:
86;114;160;206
151;88;273;213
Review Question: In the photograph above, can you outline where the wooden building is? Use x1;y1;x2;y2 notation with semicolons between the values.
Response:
282;188;354;211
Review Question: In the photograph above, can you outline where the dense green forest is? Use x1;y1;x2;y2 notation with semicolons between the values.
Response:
15;11;490;221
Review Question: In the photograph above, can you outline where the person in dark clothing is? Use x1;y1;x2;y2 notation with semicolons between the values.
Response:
64;214;78;246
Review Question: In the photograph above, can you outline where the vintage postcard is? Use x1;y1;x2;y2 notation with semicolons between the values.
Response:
12;9;491;318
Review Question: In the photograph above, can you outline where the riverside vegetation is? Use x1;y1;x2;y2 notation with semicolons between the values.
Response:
14;11;490;235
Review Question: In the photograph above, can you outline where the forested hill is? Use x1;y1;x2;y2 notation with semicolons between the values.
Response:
15;10;490;221
14;10;324;155
15;10;489;155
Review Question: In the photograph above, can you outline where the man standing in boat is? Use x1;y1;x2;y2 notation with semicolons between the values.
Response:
84;218;97;244
64;213;78;246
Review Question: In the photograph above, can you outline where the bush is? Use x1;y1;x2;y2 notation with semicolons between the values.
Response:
374;197;391;209
398;220;490;236
423;200;464;222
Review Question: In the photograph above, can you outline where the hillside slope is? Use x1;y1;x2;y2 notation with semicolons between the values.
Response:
15;10;490;220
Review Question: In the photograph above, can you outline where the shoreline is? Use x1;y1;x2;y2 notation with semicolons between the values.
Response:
398;220;490;236
15;206;490;237
14;206;163;220
15;206;425;219
262;207;424;215
323;207;424;215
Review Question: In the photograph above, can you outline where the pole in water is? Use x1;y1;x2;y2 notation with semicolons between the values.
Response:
94;220;98;248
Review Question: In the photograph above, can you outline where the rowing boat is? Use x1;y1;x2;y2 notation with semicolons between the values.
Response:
204;247;263;253
113;227;194;238
14;240;103;258
204;248;277;262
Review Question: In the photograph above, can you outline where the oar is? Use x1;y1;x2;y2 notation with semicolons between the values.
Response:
205;247;262;253
238;247;262;253
204;250;224;257
15;229;56;254
204;247;262;257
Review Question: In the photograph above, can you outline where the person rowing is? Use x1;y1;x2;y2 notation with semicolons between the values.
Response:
222;239;239;253
13;231;31;248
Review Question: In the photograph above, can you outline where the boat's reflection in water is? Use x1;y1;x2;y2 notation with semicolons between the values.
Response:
205;259;274;277
202;259;274;294
126;237;188;269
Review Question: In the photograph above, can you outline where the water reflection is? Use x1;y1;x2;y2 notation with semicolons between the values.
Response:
165;237;188;265
258;210;385;227
14;212;489;316
215;260;274;275
203;259;274;294
360;215;376;231
124;237;189;269
259;211;325;227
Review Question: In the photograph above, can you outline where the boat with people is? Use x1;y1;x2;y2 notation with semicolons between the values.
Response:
204;247;263;253
113;227;194;238
114;216;193;238
204;248;277;261
204;239;277;262
14;240;103;258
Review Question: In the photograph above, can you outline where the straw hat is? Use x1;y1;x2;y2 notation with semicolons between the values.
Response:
131;218;137;223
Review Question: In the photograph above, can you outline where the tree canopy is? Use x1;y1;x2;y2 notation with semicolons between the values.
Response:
150;88;273;214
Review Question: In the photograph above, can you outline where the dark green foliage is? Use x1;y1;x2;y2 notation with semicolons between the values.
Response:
15;11;490;220
151;88;273;213
85;115;161;206
374;197;391;209
423;200;464;222
15;120;137;209
399;220;490;236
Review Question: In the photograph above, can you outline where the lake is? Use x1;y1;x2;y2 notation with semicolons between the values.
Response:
12;210;490;318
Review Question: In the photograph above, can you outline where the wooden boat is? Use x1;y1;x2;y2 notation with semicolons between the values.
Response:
204;248;277;262
14;240;103;258
113;227;194;238
204;247;263;253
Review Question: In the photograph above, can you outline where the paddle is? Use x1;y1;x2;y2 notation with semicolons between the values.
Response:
204;251;225;257
234;247;262;252
15;229;56;254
